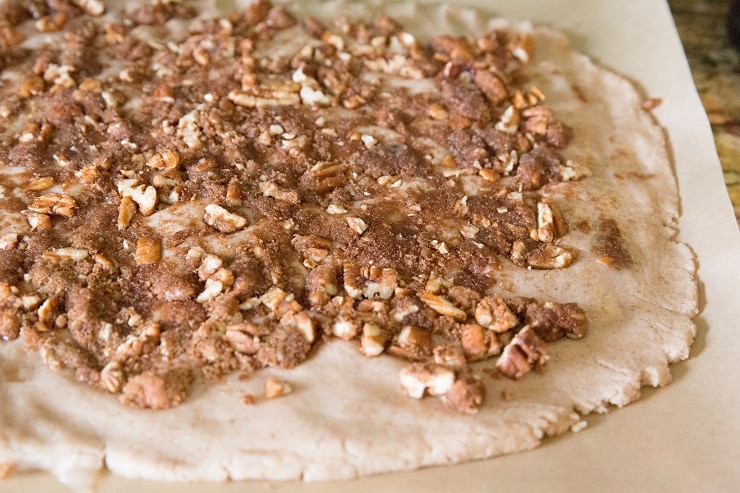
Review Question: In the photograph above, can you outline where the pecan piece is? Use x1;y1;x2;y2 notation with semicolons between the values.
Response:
204;204;247;233
526;244;577;269
474;295;519;333
525;302;588;341
399;362;456;399
305;264;338;306
460;323;501;361
420;292;467;321
388;325;433;361
442;374;485;414
495;326;548;379
225;323;261;354
135;237;162;265
264;376;292;399
360;322;386;357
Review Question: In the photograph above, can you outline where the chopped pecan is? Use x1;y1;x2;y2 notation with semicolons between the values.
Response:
525;302;588;341
101;361;124;393
135;237;162;265
146;151;180;171
259;181;301;205
441;374;485;414
117;180;157;216
432;345;466;368
362;266;397;300
264;376;293;399
460;323;500;361
474;69;508;105
204;204;247;233
360;322;386;357
332;315;360;340
346;216;368;235
474;295;519;333
399;362;456;399
28;193;76;217
388;325;433;361
496;326;548;379
225;323;261;354
526;244;577;269
305;264;338;306
420;293;467;321
343;264;363;299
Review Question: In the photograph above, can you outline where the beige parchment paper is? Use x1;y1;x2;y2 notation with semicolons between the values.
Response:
2;0;739;491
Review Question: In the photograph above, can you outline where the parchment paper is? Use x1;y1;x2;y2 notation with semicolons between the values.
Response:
2;0;739;491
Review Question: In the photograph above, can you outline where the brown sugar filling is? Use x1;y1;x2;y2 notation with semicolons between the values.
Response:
0;0;592;412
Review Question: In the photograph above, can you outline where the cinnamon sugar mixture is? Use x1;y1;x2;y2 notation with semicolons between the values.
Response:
0;0;589;412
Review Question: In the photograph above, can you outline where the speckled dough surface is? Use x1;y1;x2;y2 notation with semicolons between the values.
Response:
0;0;697;484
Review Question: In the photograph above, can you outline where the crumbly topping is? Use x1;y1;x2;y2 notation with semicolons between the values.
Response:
0;0;592;412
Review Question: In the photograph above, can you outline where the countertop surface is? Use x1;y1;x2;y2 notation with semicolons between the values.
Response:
669;0;740;226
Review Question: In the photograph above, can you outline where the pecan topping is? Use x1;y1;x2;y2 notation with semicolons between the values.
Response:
0;0;590;413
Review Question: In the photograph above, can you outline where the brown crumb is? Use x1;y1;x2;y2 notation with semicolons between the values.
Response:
501;388;513;401
241;394;257;405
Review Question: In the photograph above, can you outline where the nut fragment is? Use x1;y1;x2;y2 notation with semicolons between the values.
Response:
225;324;261;354
363;267;397;300
474;295;519;333
25;212;51;231
495;105;520;134
204;204;247;233
527;244;577;269
388;325;433;361
496;326;548;379
74;0;105;16
460;323;501;361
43;247;89;262
343;264;363;299
346;216;368;235
117;196;137;229
441;375;485;414
331;316;360;340
259;181;301;204
305;264;338;306
101;361;124;393
135;237;162;265
264;376;292;398
536;202;556;242
360;322;386;357
28;193;76;217
399;362;456;399
420;292;467;321
146;151;180;171
36;296;59;330
26;176;54;191
433;345;466;368
117;180;158;216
